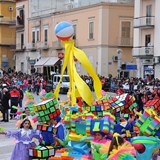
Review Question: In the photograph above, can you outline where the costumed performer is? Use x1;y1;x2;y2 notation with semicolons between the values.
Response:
39;119;55;146
91;131;111;160
0;119;40;160
107;133;137;160
53;116;65;143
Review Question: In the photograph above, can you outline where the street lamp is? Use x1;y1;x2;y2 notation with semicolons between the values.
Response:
117;49;122;78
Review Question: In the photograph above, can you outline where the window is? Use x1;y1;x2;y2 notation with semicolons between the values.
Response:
37;30;39;41
44;29;48;42
72;24;77;40
21;62;24;73
32;31;35;43
121;22;131;38
89;21;94;39
21;33;24;49
44;25;48;42
146;5;152;24
145;34;151;47
146;5;152;17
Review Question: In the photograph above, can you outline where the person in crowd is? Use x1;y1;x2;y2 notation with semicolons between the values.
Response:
116;85;124;96
16;85;24;108
1;88;10;122
141;90;149;112
10;86;20;120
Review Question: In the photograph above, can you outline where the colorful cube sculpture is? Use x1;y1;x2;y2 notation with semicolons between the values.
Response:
91;93;137;118
85;112;115;136
34;99;61;122
144;99;160;112
29;145;55;158
135;108;160;136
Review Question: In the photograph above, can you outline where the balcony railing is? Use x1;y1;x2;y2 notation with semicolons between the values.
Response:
132;47;154;57
133;16;155;28
0;17;16;24
117;37;133;47
38;41;49;49
52;41;63;50
10;43;25;51
26;43;37;50
0;38;15;45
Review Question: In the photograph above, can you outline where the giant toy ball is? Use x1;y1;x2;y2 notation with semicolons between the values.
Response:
54;21;74;41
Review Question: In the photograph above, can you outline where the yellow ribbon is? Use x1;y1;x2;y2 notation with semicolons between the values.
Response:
54;40;102;106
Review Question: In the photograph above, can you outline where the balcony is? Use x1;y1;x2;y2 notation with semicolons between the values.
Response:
0;38;15;46
132;47;154;58
117;37;133;47
133;16;155;28
38;41;49;50
27;43;37;51
10;43;25;51
10;16;24;28
0;17;16;25
52;41;63;50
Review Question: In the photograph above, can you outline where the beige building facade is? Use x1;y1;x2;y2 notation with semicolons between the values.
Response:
27;2;135;78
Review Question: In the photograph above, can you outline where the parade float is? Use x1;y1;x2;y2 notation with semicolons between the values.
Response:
2;21;159;160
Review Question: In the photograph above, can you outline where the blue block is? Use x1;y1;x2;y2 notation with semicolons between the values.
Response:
96;106;101;111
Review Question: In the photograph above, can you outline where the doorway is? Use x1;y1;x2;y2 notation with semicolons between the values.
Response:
145;35;151;47
21;62;24;73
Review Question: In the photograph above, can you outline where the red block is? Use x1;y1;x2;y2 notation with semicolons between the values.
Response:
53;112;57;118
37;125;42;130
56;109;61;115
49;113;54;119
33;149;37;157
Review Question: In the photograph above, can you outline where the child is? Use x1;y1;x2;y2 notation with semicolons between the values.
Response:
107;133;136;160
53;116;65;141
91;132;110;160
1;119;39;160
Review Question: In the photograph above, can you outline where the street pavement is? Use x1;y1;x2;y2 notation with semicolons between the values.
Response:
0;92;131;160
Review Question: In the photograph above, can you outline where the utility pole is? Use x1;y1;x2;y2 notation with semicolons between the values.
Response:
117;49;122;78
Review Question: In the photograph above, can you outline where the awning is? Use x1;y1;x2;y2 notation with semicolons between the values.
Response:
34;57;50;67
44;57;59;66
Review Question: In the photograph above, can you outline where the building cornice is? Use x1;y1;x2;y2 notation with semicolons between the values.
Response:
28;2;134;21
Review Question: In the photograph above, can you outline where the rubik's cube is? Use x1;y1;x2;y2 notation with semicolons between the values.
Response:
37;124;56;133
29;145;55;158
144;99;160;113
34;99;61;122
135;108;160;136
86;100;111;117
91;94;137;118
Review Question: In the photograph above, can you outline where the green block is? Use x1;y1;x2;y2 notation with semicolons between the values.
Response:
91;106;95;112
45;115;50;121
42;149;49;157
39;111;45;116
50;107;55;113
35;145;41;150
98;112;103;116
46;103;50;108
54;99;57;104
49;100;53;106
44;109;50;115
41;117;45;122
133;103;137;107
38;117;41;122
115;100;120;104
